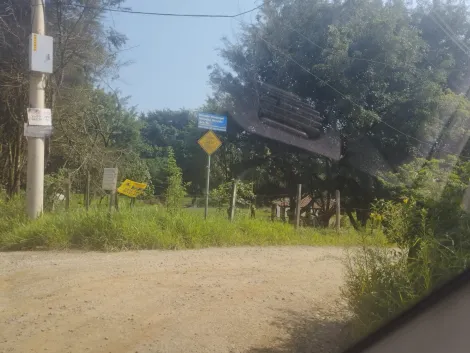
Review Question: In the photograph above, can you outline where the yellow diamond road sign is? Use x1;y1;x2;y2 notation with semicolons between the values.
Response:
198;130;222;155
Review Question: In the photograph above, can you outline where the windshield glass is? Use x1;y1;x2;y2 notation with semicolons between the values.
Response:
1;0;470;352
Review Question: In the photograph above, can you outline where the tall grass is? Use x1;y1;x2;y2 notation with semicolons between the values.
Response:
340;195;470;343
342;236;470;342
0;192;28;236
0;205;388;251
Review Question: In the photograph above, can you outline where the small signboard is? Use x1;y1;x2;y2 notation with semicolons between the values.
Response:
102;168;118;191
27;108;52;126
197;113;227;132
117;179;147;198
198;130;222;155
24;123;53;138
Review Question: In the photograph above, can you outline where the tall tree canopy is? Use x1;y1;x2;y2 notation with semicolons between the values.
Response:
206;0;470;225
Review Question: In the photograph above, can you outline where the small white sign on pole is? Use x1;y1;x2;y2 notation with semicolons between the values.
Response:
27;108;52;126
24;123;53;138
102;168;118;191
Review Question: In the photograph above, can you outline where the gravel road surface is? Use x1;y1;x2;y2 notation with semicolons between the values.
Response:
0;247;349;353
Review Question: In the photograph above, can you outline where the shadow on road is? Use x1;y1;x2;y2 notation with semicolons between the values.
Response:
246;309;350;353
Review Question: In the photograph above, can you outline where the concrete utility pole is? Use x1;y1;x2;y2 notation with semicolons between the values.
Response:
27;0;46;218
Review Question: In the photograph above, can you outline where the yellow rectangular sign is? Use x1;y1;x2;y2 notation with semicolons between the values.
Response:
117;179;147;198
198;130;222;155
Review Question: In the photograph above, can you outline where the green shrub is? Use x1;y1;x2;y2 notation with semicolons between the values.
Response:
165;147;187;211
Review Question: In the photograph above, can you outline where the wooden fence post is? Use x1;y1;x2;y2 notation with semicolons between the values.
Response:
336;189;341;232
230;180;238;222
295;184;302;229
108;190;115;218
65;171;71;211
115;192;119;212
271;204;276;221
85;171;90;211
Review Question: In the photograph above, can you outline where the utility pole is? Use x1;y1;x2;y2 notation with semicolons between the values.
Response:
27;0;46;218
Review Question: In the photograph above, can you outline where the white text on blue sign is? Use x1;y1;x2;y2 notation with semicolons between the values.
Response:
197;113;227;132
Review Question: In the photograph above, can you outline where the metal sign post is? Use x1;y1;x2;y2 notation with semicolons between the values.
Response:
205;155;211;220
198;130;222;219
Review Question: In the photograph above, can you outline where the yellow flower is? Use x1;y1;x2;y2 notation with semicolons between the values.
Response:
403;197;409;204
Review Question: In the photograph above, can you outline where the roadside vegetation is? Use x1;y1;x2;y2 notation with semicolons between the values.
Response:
0;200;388;251
342;157;470;342
0;147;388;251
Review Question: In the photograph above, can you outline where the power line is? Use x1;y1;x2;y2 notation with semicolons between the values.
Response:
65;3;264;18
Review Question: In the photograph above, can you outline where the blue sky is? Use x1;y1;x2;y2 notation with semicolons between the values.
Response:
107;0;261;112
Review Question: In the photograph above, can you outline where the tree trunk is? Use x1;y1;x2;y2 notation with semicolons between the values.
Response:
346;209;360;230
357;209;370;227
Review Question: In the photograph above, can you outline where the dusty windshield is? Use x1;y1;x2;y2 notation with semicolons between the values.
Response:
1;0;470;352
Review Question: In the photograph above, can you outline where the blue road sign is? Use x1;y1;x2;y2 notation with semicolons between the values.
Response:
197;113;227;132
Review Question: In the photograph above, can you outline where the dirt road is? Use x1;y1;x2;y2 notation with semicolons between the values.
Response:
0;247;349;353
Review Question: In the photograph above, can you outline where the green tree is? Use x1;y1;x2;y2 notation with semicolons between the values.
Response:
165;147;186;211
208;0;470;224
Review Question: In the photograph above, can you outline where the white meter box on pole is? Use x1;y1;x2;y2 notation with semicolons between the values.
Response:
29;33;53;74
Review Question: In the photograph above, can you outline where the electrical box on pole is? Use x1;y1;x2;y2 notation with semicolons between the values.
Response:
29;33;53;74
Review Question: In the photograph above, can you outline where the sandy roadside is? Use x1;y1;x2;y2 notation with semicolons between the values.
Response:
0;247;349;353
